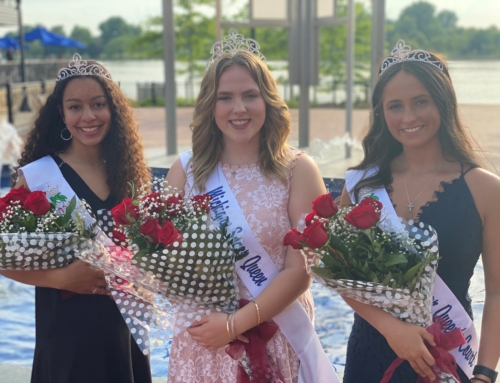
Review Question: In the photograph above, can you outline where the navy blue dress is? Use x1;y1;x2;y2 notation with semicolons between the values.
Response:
343;169;482;383
30;155;152;383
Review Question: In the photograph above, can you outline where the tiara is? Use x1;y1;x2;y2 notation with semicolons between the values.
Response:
206;33;266;70
379;40;444;75
55;54;112;82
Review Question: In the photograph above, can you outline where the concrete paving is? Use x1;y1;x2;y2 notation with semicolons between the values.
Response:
136;104;500;176
136;106;370;177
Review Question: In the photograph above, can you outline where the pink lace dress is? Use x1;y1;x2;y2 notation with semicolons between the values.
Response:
167;149;315;383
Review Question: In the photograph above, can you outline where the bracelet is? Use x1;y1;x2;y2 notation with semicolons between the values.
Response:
230;312;236;341
226;314;232;342
472;378;491;383
252;300;261;325
473;365;498;383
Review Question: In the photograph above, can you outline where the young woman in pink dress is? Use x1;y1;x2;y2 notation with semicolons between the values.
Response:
165;34;336;383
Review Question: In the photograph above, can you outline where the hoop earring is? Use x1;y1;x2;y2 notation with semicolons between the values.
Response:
60;128;72;141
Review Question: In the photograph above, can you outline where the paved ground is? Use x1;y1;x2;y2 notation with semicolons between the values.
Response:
134;105;500;176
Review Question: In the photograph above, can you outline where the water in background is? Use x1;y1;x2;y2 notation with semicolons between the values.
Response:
102;59;500;105
0;260;485;377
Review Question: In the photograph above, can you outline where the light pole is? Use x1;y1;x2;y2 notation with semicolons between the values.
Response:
16;0;31;111
162;0;177;155
370;0;385;101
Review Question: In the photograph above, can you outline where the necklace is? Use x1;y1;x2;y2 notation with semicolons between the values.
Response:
403;161;444;212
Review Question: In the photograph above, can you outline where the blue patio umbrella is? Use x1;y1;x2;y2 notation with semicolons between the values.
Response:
0;36;20;50
24;27;85;48
59;36;86;49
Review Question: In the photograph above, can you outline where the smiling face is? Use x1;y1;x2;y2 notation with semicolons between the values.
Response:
382;70;441;149
61;77;111;148
214;65;266;147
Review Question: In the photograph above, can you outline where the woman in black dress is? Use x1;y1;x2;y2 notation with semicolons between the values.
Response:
0;55;152;382
340;41;500;383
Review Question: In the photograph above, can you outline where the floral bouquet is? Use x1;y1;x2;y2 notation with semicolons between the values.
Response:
100;180;242;353
0;186;97;270
284;194;465;382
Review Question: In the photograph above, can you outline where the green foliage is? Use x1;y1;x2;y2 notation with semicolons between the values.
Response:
99;17;141;47
387;1;500;59
16;1;500;62
312;205;438;290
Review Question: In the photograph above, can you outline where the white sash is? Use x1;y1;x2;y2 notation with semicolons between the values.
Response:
345;168;478;378
20;155;112;245
180;152;339;383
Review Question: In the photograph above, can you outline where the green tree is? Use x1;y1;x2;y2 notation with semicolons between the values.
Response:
320;2;372;80
389;1;444;50
70;26;102;58
437;10;458;30
50;25;66;36
127;16;163;58
99;17;141;47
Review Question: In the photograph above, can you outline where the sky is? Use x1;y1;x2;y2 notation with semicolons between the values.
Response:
1;0;500;36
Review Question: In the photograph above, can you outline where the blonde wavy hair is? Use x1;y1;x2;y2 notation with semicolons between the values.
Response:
191;50;293;191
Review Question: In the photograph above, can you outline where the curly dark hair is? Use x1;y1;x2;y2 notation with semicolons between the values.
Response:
14;62;150;201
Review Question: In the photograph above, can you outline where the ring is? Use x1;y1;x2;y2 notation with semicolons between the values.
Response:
92;287;97;294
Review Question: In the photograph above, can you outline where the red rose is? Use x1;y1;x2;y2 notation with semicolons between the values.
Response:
3;185;31;205
0;198;8;220
283;228;307;250
359;197;383;211
142;191;163;213
165;194;184;217
112;229;127;242
140;218;162;243
305;211;317;226
344;203;381;230
191;194;212;214
111;198;139;225
23;191;51;216
159;220;183;249
303;221;329;249
312;193;338;218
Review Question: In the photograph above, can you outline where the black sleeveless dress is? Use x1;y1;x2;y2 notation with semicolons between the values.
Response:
31;155;152;383
343;168;482;383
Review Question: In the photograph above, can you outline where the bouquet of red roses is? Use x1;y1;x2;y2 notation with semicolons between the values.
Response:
285;193;439;325
99;180;241;353
284;194;466;382
0;186;96;270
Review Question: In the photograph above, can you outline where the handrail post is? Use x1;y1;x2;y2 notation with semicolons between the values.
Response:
6;82;14;124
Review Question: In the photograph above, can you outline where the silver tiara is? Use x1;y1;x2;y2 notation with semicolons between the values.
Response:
55;54;112;82
380;40;444;76
206;33;266;70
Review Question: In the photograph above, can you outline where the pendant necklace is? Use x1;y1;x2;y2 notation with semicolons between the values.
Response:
403;161;444;212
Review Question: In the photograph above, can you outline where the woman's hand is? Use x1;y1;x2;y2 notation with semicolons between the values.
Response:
54;260;109;295
187;312;248;351
382;320;437;380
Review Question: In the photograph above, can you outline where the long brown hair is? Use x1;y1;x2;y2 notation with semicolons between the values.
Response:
190;50;293;192
14;62;150;201
352;53;483;201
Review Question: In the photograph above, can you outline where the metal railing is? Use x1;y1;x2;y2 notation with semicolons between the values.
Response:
1;80;55;134
0;59;66;84
136;79;371;107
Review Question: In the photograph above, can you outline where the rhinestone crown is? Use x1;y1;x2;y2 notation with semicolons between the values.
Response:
380;40;444;76
56;54;112;82
206;33;266;70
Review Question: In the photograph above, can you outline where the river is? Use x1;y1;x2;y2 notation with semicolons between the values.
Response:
100;59;500;105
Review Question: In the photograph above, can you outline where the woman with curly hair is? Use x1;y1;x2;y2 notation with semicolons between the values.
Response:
0;55;152;383
165;34;337;383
